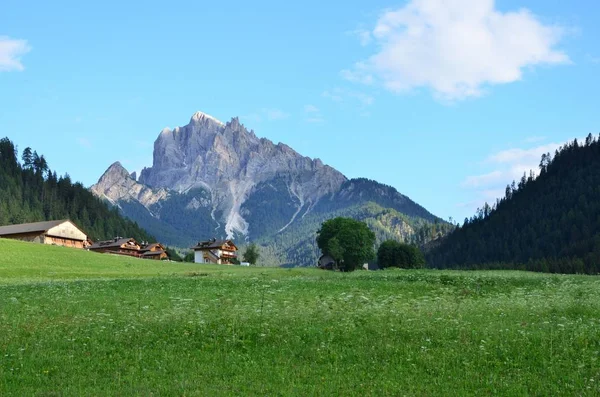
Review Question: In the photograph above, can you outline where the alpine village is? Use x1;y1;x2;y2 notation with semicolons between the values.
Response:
3;1;600;395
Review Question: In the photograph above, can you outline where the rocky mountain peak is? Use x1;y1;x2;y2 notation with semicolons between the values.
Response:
91;160;169;209
101;161;133;182
116;111;348;238
91;110;444;263
190;111;224;126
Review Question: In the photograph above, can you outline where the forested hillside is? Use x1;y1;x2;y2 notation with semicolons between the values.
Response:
427;134;600;274
0;138;153;242
254;201;452;267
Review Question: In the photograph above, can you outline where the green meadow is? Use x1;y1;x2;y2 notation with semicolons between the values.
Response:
1;238;599;395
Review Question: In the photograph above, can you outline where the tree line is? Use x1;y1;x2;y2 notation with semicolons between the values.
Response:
317;217;425;271
0;137;154;243
427;134;600;274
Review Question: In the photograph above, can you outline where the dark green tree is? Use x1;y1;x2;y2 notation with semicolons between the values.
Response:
243;243;260;265
377;240;425;269
183;251;195;263
164;247;183;262
0;137;154;243
316;217;376;271
21;147;33;169
427;136;600;274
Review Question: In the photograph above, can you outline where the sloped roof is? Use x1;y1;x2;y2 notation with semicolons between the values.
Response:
89;238;140;250
142;250;166;257
191;239;237;250
140;243;165;253
0;220;71;237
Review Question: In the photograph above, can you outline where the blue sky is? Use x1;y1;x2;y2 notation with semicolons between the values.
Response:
1;0;599;222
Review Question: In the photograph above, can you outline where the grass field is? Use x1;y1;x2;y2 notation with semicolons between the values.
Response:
1;238;600;395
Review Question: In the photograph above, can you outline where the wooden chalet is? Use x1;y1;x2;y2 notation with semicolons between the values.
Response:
191;239;238;264
88;238;142;257
139;243;168;261
0;220;88;249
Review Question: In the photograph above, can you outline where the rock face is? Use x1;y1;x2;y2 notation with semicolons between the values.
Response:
137;111;347;237
91;162;169;210
91;111;447;266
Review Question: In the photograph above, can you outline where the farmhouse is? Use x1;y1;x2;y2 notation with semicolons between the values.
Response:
192;239;238;264
139;243;168;260
89;238;142;257
0;219;88;249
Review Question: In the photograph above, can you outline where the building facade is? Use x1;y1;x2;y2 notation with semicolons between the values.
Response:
192;239;238;264
139;243;168;260
88;238;142;257
0;220;88;249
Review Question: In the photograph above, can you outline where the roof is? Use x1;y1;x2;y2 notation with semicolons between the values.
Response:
89;238;140;250
140;243;165;252
0;220;71;237
142;250;166;257
191;239;237;250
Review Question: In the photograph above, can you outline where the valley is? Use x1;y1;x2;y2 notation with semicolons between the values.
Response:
91;112;450;266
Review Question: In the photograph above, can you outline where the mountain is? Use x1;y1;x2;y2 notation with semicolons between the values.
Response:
427;135;600;274
91;111;450;266
0;138;154;243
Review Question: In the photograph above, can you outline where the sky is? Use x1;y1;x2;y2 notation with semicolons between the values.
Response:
1;0;599;222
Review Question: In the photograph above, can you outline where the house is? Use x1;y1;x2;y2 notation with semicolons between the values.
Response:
191;239;238;264
88;237;142;257
0;219;88;249
139;243;168;261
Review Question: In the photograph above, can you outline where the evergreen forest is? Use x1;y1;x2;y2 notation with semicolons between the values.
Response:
0;138;154;242
427;134;600;274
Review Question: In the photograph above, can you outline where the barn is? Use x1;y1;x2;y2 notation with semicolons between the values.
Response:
0;220;88;249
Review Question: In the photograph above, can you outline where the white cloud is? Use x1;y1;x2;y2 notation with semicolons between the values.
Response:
461;171;503;188
464;142;562;189
0;36;31;72
340;66;374;85
306;117;324;123
487;143;560;167
345;0;569;100
460;140;566;214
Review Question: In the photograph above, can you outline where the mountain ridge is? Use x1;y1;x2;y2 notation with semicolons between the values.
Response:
91;111;449;266
427;135;600;274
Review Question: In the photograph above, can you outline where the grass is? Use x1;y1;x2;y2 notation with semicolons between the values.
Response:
0;238;268;283
1;238;600;395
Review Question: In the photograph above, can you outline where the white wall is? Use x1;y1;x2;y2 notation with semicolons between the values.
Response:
47;221;87;241
194;251;204;264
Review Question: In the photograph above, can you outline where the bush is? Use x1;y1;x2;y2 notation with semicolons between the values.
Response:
377;240;425;269
317;217;376;271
